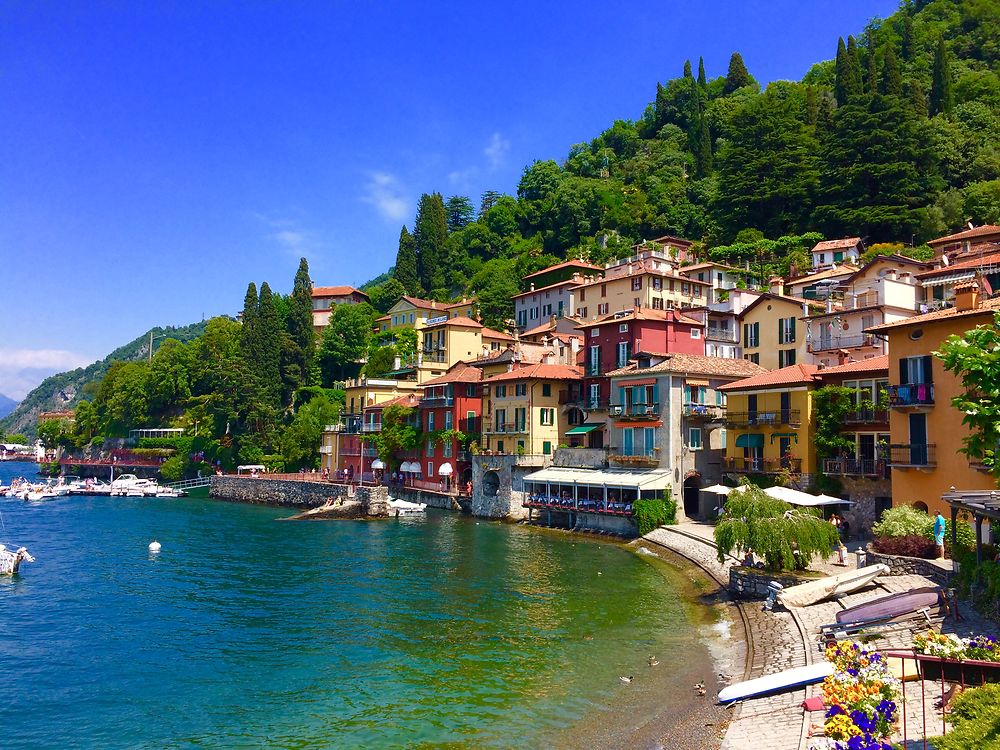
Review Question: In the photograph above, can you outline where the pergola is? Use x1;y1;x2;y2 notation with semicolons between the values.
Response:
942;488;1000;565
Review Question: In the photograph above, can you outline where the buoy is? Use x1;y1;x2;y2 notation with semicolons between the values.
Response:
149;540;161;553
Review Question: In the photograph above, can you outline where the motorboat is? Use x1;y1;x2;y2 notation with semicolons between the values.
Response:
0;544;35;575
389;498;427;516
776;564;890;608
110;474;158;496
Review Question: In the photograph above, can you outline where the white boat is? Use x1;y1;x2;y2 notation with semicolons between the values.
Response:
154;487;183;498
0;544;35;575
718;662;835;703
110;474;158;496
777;564;890;609
389;498;427;516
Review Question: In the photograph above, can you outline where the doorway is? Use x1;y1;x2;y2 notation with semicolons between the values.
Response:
683;476;701;518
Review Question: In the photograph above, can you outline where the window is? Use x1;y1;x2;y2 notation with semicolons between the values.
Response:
497;440;504;453
444;412;453;430
543;304;552;316
688;428;702;450
601;283;607;296
743;321;760;348
634;297;641;307
619;323;628;333
495;385;507;397
693;285;701;298
467;384;476;397
427;412;435;432
579;288;586;302
717;272;723;284
542;441;552;455
588;383;600;408
589;345;600;375
515;383;527;397
591;328;600;338
819;253;826;264
779;348;796;367
443;440;452;458
778;316;796;344
540;408;555;426
745;353;760;364
426;439;435;457
834;251;844;262
617;341;631;368
514;407;526;431
652;298;664;310
681;282;690;295
494;408;506;432
631;277;642;291
517;309;526;327
598;303;609;315
900;355;933;385
542;383;551;397
622;427;633;456
427;462;434;477
643;427;656;456
691;328;701;339
517;440;525;452
652;277;662;291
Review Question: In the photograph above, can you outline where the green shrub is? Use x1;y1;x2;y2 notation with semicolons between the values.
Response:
159;456;185;482
872;506;933;538
635;491;675;535
933;684;1000;750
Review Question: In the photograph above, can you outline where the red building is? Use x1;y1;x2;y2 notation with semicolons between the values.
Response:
577;307;705;409
417;362;483;491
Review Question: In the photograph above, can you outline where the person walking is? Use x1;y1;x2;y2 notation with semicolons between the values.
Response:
934;511;947;559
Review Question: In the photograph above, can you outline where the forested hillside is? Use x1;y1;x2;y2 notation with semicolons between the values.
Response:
363;0;1000;329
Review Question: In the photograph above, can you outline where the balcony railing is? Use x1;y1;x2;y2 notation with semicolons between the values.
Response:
706;327;738;343
586;363;602;377
459;417;480;433
585;398;608;410
421;395;454;407
484;423;521;434
844;409;889;424
724;410;800;427
725;457;802;473
361;423;382;433
809;334;876;352
523;494;635;516
888;384;934;407
822;457;890;478
682;403;726;420
422;351;449;364
609;403;661;419
889;443;936;467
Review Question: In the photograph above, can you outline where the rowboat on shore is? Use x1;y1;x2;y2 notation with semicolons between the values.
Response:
776;564;890;608
389;498;426;516
836;586;944;625
718;662;835;704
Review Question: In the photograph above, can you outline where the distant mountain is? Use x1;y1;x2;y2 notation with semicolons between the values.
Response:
0;321;210;437
0;393;16;420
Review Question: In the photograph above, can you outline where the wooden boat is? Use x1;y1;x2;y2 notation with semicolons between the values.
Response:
718;662;835;704
777;564;890;608
835;587;944;625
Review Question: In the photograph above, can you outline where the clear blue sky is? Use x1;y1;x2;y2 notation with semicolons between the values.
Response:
0;0;898;399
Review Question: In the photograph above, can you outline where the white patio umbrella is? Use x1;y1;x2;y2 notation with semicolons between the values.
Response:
371;459;385;470
701;484;732;495
438;462;454;476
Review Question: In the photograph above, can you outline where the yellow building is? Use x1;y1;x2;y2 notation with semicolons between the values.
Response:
718;364;820;482
481;363;583;457
377;295;477;341
417;316;513;383
866;282;1000;517
738;293;815;369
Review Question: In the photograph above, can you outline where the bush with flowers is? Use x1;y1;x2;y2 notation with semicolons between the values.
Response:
913;629;1000;662
811;640;900;750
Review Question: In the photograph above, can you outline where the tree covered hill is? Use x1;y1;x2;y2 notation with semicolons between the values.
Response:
363;0;1000;329
0;321;209;438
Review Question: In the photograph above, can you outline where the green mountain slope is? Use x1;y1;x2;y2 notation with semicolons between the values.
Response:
0;322;209;437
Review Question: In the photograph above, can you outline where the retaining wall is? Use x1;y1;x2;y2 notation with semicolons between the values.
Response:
210;476;390;516
728;568;809;599
862;547;953;585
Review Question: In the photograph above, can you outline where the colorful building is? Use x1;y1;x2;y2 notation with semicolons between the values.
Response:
514;259;601;330
311;286;371;331
737;293;814;369
417;363;482;490
810;237;864;270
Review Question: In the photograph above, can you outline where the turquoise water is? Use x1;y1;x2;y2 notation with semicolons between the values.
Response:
0;462;715;748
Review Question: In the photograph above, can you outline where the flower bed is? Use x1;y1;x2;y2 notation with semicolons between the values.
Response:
813;641;900;750
912;630;1000;683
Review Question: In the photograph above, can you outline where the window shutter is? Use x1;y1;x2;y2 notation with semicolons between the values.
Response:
790;317;796;342
899;358;908;385
778;318;783;342
921;355;933;383
754;322;760;344
743;323;748;345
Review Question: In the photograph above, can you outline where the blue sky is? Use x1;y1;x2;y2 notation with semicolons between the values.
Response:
0;0;898;399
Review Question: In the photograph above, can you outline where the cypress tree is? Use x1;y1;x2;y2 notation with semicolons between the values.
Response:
697;57;707;87
906;80;928;118
834;38;849;105
393;225;419;294
723;52;753;94
865;43;878;95
479;190;502;217
881;46;903;97
256;282;283;409
683;60;693;79
900;9;914;61
287;257;315;387
844;36;864;101
240;282;258;362
413;193;449;294
931;38;954;116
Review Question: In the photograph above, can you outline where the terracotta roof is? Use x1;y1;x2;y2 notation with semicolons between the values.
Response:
717;363;821;392
424;315;483;329
928;225;1000;247
678;261;741;273
866;296;1000;333
787;265;860;286
842;254;934;284
521;319;559;337
811;237;862;254
817;355;889;377
376;314;390;322
738;292;819;320
574;260;712;288
511;278;582;298
606;353;766;380
482;363;583;383
522;259;602;281
398;295;475;310
481;327;514;341
374;392;421;409
916;252;1000;278
420;362;483;386
579;307;703;328
312;285;369;299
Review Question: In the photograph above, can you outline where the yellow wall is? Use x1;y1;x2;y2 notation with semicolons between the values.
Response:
574;273;708;320
416;324;486;383
886;313;995;517
482;379;571;455
344;380;420;414
740;297;808;369
724;388;817;474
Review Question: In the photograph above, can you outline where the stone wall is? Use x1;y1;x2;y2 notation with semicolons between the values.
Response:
471;455;533;519
553;447;608;469
862;548;953;586
391;486;464;512
839;477;892;537
210;476;389;516
728;568;811;599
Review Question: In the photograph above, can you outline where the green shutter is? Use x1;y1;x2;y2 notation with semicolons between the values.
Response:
790;317;796;342
543;441;551;455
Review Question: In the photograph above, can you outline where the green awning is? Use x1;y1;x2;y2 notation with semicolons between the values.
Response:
565;423;603;435
735;433;764;448
770;432;799;444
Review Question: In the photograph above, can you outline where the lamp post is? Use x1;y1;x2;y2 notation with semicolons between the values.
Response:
148;332;169;362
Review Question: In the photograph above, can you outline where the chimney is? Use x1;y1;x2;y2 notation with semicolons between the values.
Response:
954;280;981;312
826;297;835;314
530;283;536;292
838;349;850;366
768;276;784;295
393;356;401;370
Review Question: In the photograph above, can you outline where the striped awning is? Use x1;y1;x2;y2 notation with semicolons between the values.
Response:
920;271;975;287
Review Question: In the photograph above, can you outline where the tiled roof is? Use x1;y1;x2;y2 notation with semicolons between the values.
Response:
523;259;602;280
312;285;369;299
375;393;422;409
811;237;862;253
399;295;475;310
738;292;820;320
928;225;1000;247
817;355;889;376
521;319;558;337
481;326;515;341
424;315;483;329
717;363;821;392
787;265;860;286
512;278;582;298
420;363;483;386
866;296;1000;332
482;363;583;383
842;254;934;284
678;261;741;273
916;252;1000;278
574;259;712;288
580;307;703;328
606;353;766;380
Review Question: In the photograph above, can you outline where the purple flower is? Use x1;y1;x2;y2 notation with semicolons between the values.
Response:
826;704;845;718
851;709;876;733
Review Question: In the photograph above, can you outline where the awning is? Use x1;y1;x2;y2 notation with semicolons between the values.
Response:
371;459;385;470
686;379;710;386
613;420;662;428
565;423;603;435
735;433;764;448
617;378;657;387
919;271;975;288
523;466;672;490
770;432;799;444
400;461;417;473
438;462;454;476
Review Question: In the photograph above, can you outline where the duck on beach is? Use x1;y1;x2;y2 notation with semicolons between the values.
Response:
648;656;659;667
619;675;633;684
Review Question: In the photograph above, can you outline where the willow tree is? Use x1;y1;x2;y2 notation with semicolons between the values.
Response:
714;484;840;570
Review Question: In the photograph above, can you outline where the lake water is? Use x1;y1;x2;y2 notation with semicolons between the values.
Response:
0;461;722;748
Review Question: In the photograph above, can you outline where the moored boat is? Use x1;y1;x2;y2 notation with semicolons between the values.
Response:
777;564;890;608
835;587;945;625
718;662;835;703
389;498;427;516
0;544;35;575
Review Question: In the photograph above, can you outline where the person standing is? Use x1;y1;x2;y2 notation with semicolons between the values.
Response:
934;511;947;559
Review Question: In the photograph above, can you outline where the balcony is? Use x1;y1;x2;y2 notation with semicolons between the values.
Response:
822;457;890;478
725;456;802;474
559;390;585;405
609;452;659;468
682;403;726;421
421;395;454;407
609;403;661;419
706;327;738;343
725;410;800;428
809;334;876;353
889;444;936;468
361;423;382;433
844;409;889;425
422;351;449;364
484;423;521;434
586;363;602;377
888;383;934;407
459;417;480;433
319;445;333;455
